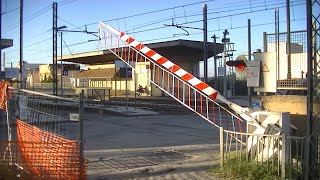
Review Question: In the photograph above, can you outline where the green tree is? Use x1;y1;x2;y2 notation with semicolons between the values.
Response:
41;76;55;83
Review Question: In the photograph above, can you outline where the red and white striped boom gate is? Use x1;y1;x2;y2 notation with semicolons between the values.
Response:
98;22;252;132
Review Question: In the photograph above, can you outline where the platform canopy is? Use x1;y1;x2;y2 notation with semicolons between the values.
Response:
60;39;223;65
0;39;13;49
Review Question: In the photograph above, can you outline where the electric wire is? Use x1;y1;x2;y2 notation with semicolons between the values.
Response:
124;0;304;35
1;4;20;15
1;6;19;15
8;5;51;31
14;18;305;61
16;17;305;62
62;38;74;57
75;0;216;28
122;1;305;36
6;0;306;64
58;17;79;29
180;1;305;25
59;0;81;6
9;0;298;54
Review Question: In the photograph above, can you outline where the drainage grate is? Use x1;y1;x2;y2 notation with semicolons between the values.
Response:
87;150;188;175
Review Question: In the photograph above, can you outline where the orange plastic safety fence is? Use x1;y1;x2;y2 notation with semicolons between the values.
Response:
0;81;10;110
16;120;86;179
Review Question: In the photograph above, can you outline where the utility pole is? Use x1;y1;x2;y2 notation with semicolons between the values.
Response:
2;52;5;75
286;0;291;79
20;0;23;88
248;19;252;107
164;4;208;83
222;30;229;97
203;3;208;83
52;2;58;95
305;0;319;178
275;8;280;80
60;32;63;96
0;0;2;79
211;35;219;86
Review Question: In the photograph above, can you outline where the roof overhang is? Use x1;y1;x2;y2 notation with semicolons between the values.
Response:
74;68;116;79
1;39;13;49
60;39;223;65
61;50;109;65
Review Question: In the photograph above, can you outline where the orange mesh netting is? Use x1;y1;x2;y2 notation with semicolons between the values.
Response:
0;81;10;110
16;120;85;179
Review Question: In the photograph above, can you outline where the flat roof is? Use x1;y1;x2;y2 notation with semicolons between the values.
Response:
60;39;223;65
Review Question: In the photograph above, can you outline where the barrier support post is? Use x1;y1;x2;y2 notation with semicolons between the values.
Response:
79;90;84;179
220;127;224;168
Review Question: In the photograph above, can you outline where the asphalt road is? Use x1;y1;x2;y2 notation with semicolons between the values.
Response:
82;109;222;179
82;112;220;151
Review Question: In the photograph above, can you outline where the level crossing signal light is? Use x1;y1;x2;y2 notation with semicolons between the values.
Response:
226;55;247;76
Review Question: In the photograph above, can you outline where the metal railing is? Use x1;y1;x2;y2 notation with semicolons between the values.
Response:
12;82;74;90
220;128;320;179
1;87;85;179
98;22;245;132
277;78;307;90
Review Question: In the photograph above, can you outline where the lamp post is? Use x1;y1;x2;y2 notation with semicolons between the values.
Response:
56;25;67;96
60;31;63;95
52;25;99;96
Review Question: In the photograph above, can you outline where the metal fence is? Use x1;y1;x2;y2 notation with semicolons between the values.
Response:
220;128;320;179
11;82;74;90
265;30;309;90
0;86;85;179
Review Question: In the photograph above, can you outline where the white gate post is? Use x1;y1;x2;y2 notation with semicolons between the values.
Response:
220;127;224;168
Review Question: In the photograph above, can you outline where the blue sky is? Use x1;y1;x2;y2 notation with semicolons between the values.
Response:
2;0;306;76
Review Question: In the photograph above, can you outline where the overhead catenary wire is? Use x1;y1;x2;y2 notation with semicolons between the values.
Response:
7;0;300;55
185;0;302;18
1;6;19;15
58;17;80;29
17;16;307;62
17;17;305;62
8;5;51;31
6;0;80;31
77;0;298;32
6;19;90;55
142;18;306;43
5;37;52;54
62;38;74;57
122;1;305;37
59;0;81;6
74;0;216;29
180;0;305;25
7;0;306;65
123;0;304;35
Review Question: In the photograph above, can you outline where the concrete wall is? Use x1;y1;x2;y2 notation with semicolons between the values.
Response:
261;95;320;116
262;95;320;136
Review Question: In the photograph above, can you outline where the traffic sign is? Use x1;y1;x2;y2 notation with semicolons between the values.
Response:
62;69;68;76
226;55;248;76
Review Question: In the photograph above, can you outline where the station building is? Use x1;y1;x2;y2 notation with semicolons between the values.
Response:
61;39;223;98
